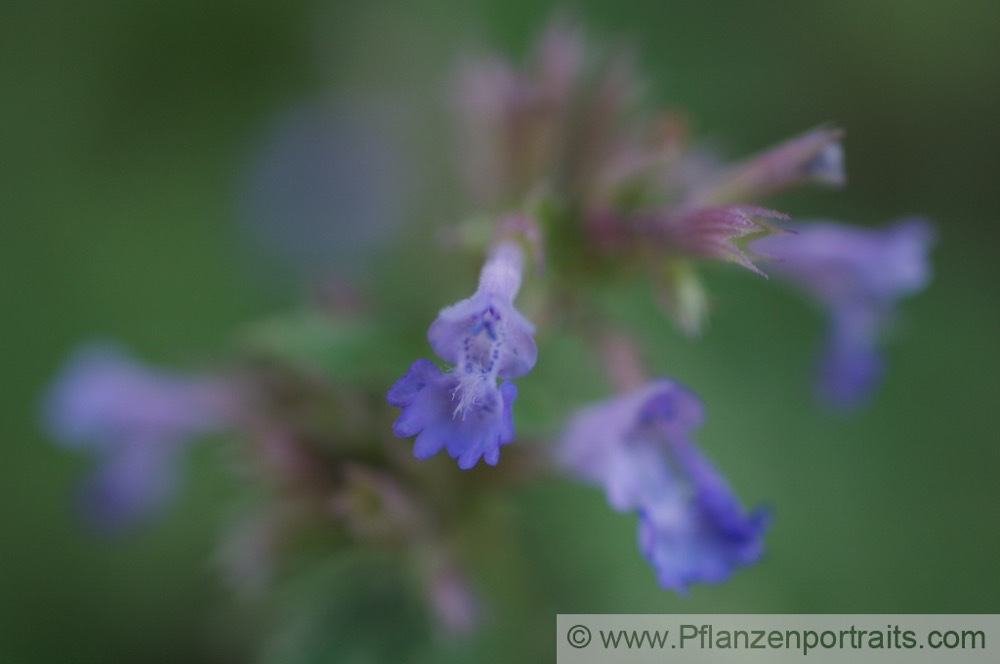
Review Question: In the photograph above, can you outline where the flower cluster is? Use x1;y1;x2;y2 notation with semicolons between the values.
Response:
384;23;934;592
41;19;934;644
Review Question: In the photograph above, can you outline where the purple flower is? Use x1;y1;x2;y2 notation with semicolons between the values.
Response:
428;243;537;385
558;381;769;592
388;242;536;468
238;99;409;281
42;343;230;527
387;359;517;469
752;218;934;407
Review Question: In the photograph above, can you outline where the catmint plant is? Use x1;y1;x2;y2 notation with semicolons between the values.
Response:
42;20;933;648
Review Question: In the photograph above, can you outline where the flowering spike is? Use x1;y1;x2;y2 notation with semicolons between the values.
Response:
752;218;934;407
558;381;769;592
42;343;229;527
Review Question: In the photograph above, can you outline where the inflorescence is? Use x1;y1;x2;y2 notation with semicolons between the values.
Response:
42;21;934;635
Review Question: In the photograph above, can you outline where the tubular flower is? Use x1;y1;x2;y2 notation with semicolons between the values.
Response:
689;126;845;205
752;218;934;407
388;241;536;468
558;380;769;592
42;343;230;527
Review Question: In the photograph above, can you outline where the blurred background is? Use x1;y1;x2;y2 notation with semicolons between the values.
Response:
2;0;998;662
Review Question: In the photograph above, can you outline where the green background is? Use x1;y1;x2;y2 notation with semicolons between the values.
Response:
2;0;998;661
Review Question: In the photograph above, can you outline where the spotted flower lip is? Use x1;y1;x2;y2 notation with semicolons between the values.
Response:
752;217;935;407
42;343;229;526
428;241;537;380
387;359;517;469
558;380;769;593
428;285;538;382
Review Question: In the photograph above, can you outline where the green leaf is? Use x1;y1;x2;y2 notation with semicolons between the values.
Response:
238;312;419;388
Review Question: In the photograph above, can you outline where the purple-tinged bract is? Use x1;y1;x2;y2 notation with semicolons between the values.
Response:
559;380;769;592
645;205;789;275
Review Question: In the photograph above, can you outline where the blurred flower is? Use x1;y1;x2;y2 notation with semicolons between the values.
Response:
42;343;231;527
388;241;535;468
752;218;935;407
453;22;587;206
238;99;409;281
558;380;769;592
422;553;481;637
